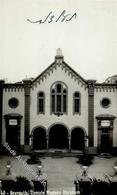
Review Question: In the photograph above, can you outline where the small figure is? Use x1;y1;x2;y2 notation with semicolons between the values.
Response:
6;160;12;176
37;161;43;176
81;166;88;177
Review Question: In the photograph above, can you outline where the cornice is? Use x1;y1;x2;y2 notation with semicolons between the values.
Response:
94;83;117;92
4;83;24;87
95;83;117;87
3;83;24;92
96;114;116;120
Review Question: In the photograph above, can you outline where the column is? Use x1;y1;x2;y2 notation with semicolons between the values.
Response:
46;134;49;150
110;120;114;152
87;80;96;147
0;80;5;145
23;79;32;150
68;135;71;151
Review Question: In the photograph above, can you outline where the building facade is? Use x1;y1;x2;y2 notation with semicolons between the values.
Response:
0;49;117;154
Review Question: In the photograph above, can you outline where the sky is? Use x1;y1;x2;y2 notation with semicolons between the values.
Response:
0;0;117;83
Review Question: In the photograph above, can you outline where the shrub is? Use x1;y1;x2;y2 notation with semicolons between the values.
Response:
77;154;94;166
92;179;110;195
14;176;32;192
2;180;15;193
27;153;41;164
32;180;47;192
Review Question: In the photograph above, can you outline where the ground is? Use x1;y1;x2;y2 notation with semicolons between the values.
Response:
0;155;117;192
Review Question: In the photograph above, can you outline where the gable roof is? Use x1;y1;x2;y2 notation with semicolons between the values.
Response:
32;55;87;88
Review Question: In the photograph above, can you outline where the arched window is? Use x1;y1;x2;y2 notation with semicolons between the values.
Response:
38;92;45;114
51;83;67;115
74;92;80;114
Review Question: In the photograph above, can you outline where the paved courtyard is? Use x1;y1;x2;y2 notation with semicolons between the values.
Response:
0;155;117;191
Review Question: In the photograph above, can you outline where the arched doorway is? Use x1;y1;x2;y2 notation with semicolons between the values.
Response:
33;127;46;150
71;127;85;150
49;124;69;149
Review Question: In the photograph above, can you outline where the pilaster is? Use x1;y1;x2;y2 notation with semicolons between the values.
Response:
46;134;49;150
68;135;71;151
87;80;96;147
23;79;32;148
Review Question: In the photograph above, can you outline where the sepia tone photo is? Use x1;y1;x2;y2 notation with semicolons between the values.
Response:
0;0;117;194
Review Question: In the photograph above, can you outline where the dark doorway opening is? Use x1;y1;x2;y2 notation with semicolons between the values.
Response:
71;128;85;150
49;124;69;149
6;126;20;150
4;114;22;151
33;127;46;150
101;130;111;153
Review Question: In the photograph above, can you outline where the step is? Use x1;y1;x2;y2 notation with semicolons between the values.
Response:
33;150;83;157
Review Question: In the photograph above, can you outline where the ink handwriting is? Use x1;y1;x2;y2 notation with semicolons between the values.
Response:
27;10;77;24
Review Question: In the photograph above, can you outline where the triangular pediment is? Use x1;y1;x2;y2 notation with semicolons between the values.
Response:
32;51;88;89
32;61;87;88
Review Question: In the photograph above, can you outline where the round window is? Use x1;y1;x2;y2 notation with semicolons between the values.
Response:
8;98;19;108
101;98;111;108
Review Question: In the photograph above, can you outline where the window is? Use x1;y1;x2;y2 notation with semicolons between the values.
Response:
74;92;80;114
38;92;45;114
101;97;111;108
8;97;19;108
51;83;67;115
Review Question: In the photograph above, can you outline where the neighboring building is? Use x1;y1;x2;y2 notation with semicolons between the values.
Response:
0;49;117;154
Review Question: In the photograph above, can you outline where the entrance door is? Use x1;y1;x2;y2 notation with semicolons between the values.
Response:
6;126;20;150
101;133;111;153
4;114;22;151
33;127;46;150
71;128;85;150
49;124;69;149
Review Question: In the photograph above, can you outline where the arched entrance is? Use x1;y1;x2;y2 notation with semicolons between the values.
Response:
49;124;69;149
71;127;85;150
33;127;46;150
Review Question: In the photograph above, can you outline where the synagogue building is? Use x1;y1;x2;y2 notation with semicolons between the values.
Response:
0;49;117;154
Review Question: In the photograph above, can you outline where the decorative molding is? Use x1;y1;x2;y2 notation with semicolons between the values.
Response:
4;84;24;92
95;86;117;92
32;61;88;90
96;115;116;152
96;114;116;120
95;83;117;92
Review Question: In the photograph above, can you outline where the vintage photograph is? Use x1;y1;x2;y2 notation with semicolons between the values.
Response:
0;0;117;194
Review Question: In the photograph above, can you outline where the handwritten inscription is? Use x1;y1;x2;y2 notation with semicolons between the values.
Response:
27;10;77;24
